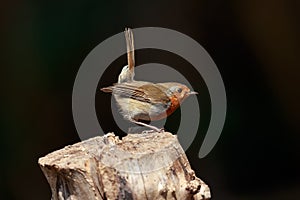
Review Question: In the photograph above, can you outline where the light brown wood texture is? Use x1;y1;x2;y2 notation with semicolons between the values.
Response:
38;132;210;200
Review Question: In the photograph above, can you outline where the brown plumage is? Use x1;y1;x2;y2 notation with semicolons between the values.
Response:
101;28;197;132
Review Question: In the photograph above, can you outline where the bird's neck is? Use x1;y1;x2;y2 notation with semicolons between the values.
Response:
166;96;180;116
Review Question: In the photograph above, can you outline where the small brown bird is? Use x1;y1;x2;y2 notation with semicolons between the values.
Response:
101;28;197;132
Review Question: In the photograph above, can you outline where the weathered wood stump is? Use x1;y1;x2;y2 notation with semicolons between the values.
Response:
38;132;210;200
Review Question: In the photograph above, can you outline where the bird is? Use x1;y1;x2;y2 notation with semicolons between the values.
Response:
101;28;197;132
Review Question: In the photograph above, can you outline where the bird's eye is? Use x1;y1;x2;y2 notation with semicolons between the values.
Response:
177;88;182;93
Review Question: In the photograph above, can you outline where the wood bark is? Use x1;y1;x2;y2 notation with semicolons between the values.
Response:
38;132;211;200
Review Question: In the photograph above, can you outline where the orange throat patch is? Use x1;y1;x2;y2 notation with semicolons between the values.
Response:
166;96;180;116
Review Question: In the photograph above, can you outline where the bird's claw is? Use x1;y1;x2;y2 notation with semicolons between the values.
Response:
158;128;165;133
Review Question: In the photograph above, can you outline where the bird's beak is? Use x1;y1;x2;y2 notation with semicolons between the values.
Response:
189;91;198;95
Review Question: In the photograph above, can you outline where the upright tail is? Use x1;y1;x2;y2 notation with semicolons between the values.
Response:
118;28;135;83
125;28;135;71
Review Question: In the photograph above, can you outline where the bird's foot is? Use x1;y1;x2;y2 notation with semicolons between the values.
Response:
157;128;165;133
142;128;164;134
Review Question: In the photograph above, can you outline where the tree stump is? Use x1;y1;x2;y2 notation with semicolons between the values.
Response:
38;132;211;200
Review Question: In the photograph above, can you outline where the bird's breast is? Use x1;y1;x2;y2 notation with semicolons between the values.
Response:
166;96;180;116
149;96;180;121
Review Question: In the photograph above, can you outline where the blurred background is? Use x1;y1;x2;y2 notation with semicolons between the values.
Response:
1;0;300;199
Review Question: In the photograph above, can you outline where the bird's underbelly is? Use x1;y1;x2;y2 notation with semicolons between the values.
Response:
114;95;170;121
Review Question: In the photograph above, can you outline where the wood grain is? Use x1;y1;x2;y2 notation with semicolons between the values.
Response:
39;132;210;200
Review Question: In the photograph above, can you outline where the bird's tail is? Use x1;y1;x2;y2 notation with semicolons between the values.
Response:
125;28;135;71
118;28;135;83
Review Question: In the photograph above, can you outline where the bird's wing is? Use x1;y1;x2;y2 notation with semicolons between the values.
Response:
101;83;170;106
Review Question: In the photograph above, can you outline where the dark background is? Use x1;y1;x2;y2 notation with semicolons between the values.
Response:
1;0;300;199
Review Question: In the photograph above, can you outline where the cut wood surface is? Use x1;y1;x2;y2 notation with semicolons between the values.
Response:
38;132;211;200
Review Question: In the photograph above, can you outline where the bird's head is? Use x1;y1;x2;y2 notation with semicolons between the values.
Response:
162;83;198;103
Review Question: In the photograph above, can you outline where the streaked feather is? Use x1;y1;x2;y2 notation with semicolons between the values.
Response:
101;82;170;106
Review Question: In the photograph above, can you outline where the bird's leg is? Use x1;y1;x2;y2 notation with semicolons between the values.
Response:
129;119;163;133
